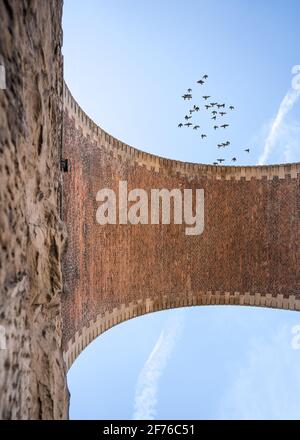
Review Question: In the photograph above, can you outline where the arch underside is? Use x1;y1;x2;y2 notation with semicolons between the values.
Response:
63;292;300;370
62;83;300;371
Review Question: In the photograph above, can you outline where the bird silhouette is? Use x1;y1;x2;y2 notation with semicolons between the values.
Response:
213;162;218;165
244;148;250;153
179;77;237;159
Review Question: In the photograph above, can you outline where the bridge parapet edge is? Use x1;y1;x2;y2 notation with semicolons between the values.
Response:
63;82;300;182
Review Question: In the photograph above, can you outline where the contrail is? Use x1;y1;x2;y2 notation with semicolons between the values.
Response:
258;88;300;165
132;310;184;420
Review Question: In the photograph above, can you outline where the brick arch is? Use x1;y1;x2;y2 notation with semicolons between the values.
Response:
62;83;300;370
63;293;300;370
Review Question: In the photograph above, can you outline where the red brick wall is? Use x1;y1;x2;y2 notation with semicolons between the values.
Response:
62;84;300;369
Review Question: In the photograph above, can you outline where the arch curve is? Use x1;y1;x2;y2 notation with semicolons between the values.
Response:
64;293;300;370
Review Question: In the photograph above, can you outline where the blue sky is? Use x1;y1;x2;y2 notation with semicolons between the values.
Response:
63;0;300;419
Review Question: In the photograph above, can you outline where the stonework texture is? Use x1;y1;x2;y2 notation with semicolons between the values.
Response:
62;85;300;370
0;0;68;419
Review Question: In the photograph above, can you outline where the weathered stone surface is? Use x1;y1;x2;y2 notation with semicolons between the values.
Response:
0;0;68;419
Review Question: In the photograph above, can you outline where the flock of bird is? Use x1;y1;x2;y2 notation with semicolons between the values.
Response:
178;75;251;164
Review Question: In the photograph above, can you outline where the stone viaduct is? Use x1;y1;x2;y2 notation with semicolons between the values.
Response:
0;0;299;419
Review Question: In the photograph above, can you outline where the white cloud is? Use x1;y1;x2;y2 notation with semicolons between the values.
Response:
258;89;300;165
132;310;184;420
281;120;300;162
219;326;300;419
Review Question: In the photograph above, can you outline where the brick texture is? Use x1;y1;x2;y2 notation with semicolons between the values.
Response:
62;85;300;369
